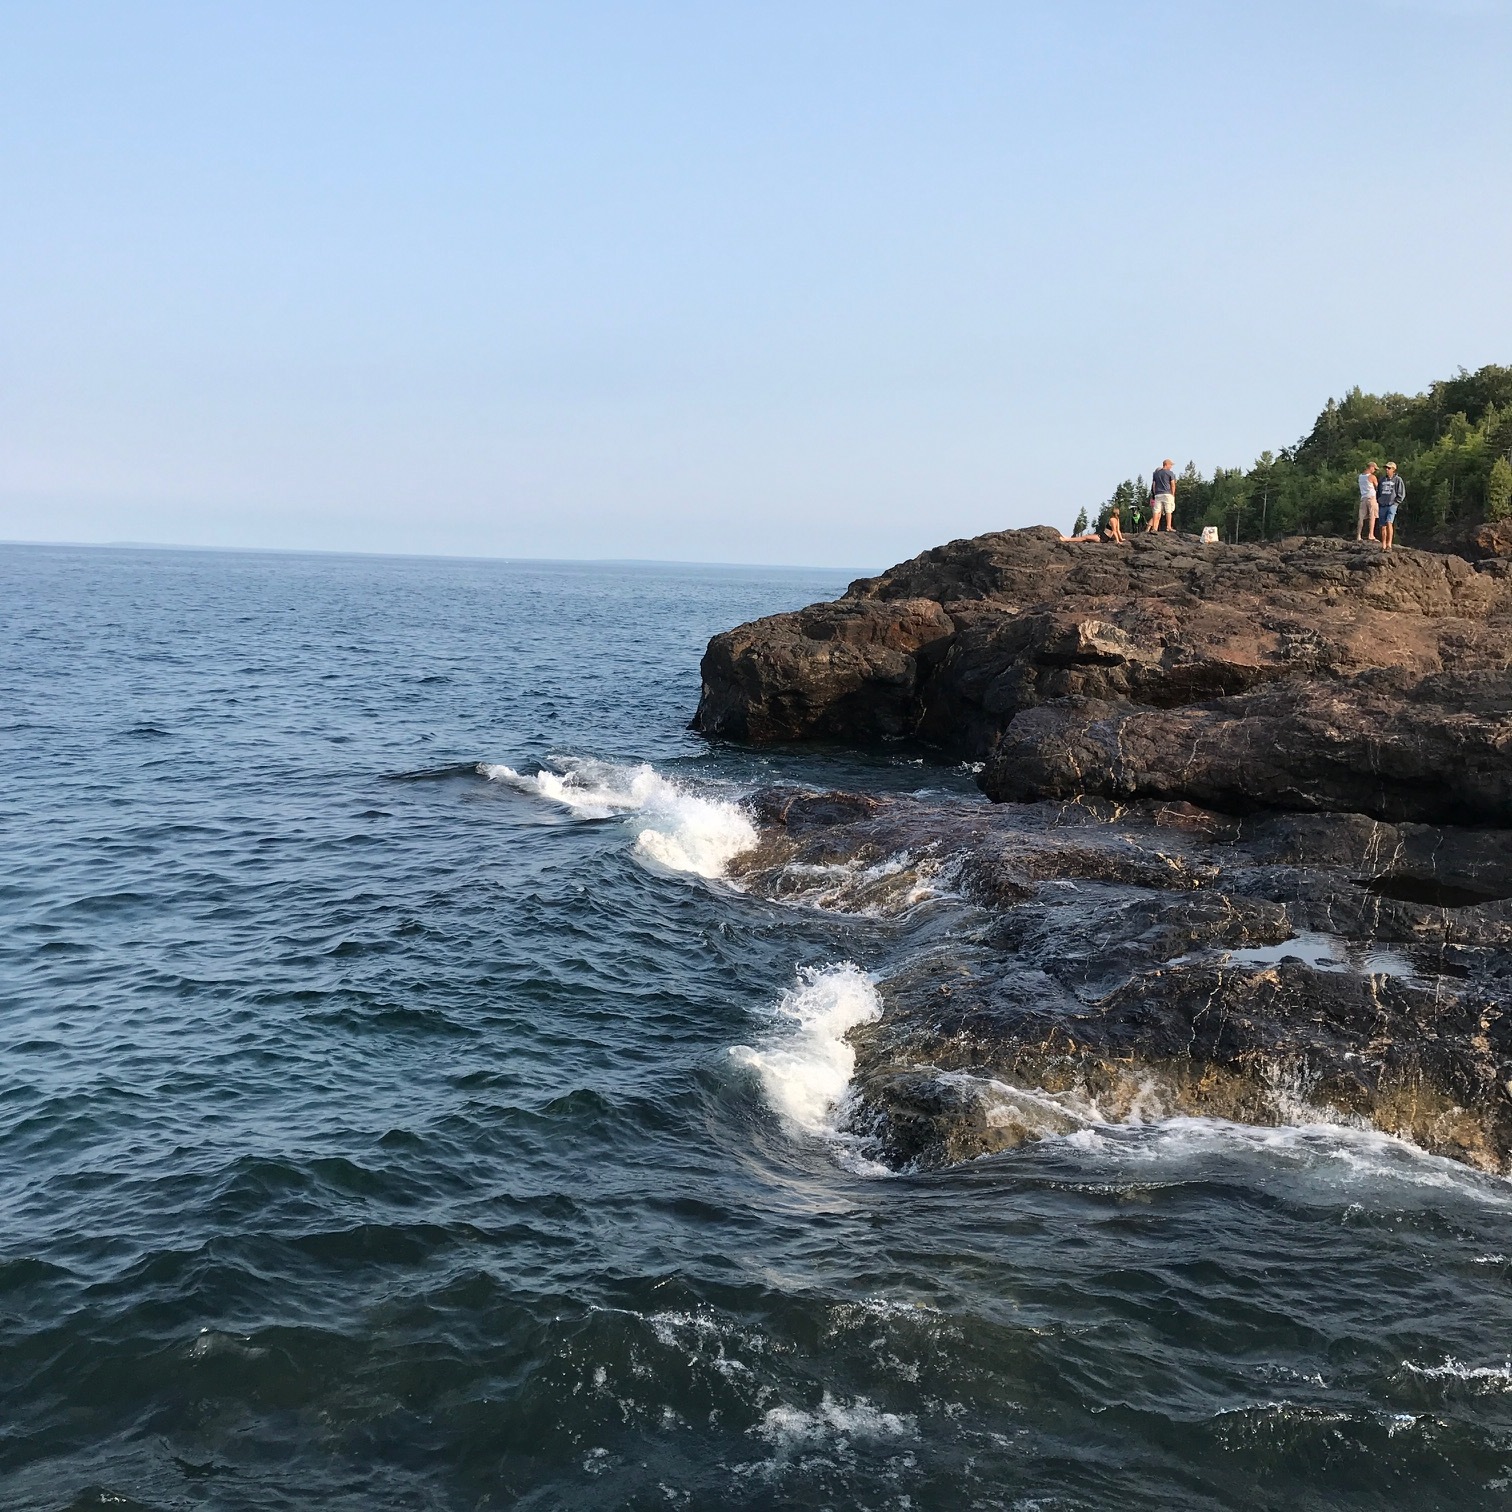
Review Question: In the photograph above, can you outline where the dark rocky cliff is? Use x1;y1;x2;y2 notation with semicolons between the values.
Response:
697;529;1512;1172
694;527;1512;825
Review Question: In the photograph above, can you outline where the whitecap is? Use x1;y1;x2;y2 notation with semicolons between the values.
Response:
754;1391;916;1452
728;963;881;1141
481;757;756;879
1401;1356;1512;1390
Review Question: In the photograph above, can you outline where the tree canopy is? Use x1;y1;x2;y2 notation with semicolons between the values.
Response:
1092;364;1512;542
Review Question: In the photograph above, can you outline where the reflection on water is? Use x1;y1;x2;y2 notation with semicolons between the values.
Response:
1221;929;1418;979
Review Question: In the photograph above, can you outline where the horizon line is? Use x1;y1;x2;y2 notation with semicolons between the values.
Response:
0;535;879;577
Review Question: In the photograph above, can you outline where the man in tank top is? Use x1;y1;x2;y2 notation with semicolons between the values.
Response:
1356;463;1379;542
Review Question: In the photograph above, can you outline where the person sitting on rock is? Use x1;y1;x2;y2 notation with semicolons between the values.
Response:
1146;460;1177;532
1356;462;1379;542
1377;462;1405;551
1103;504;1125;543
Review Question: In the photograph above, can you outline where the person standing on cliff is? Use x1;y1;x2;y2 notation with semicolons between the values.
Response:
1377;462;1405;550
1356;462;1379;542
1146;460;1177;532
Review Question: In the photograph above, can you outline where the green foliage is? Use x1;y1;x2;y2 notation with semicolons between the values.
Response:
1089;363;1512;542
1489;456;1512;522
1072;507;1089;535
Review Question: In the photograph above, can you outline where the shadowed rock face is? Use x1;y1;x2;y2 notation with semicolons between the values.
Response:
693;528;1512;821
732;789;1512;1173
982;670;1512;826
693;596;956;744
1468;519;1512;560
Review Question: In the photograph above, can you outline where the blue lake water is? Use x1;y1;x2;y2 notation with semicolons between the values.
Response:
4;543;1512;1511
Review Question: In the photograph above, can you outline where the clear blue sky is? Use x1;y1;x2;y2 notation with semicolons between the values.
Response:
2;1;1509;566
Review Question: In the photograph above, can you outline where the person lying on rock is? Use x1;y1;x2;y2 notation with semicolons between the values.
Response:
1061;508;1128;544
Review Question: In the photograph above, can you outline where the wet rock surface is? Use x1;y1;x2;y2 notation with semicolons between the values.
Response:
731;787;1512;1174
694;528;1512;821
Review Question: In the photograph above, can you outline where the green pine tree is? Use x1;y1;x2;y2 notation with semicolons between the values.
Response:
1488;456;1512;522
1072;507;1089;535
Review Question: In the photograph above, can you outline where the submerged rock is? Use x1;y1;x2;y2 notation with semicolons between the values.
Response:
734;787;1512;1174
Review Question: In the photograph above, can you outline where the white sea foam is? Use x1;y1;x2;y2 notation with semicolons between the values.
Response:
481;757;756;879
1049;1113;1512;1202
728;963;881;1139
1402;1357;1512;1391
926;1069;1512;1201
755;1392;916;1452
646;1308;763;1378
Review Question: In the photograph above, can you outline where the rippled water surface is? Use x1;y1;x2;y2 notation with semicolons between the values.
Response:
5;543;1512;1512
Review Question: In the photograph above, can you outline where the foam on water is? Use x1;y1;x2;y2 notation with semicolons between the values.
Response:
1053;1113;1512;1201
933;1071;1512;1200
755;1392;917;1452
1402;1357;1512;1391
728;963;881;1140
482;757;757;879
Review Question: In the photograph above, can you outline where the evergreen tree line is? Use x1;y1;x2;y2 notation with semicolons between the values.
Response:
1078;364;1512;543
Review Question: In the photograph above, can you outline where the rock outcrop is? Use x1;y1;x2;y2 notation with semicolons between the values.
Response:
1465;518;1512;561
732;788;1512;1173
694;529;1512;821
703;529;1512;1173
983;670;1512;825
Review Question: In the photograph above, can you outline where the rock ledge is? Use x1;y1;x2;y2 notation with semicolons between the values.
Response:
695;529;1512;824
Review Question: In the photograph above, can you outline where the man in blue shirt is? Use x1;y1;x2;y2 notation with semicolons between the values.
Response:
1146;460;1177;533
1376;462;1406;551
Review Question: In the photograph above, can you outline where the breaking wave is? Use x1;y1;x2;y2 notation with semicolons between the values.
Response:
482;757;756;879
728;963;881;1144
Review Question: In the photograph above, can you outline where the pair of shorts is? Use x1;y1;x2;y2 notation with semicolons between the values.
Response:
1379;503;1398;525
1151;493;1174;516
1358;497;1378;522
